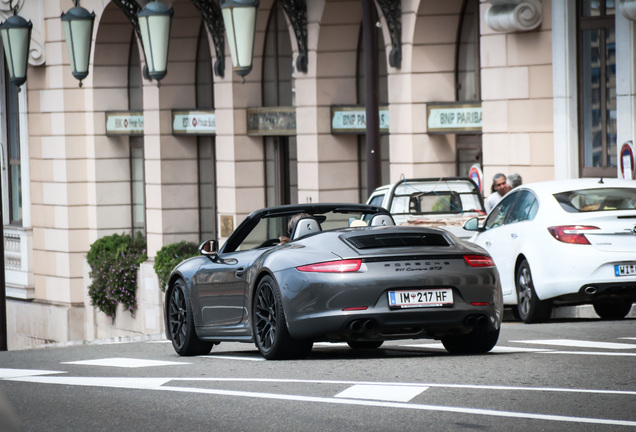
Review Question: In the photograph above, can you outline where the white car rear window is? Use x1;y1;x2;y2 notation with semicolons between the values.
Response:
554;188;636;212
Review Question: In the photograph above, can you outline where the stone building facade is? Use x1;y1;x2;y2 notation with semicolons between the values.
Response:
1;0;634;349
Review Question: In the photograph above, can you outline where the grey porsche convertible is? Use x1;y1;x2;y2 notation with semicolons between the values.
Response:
164;203;503;360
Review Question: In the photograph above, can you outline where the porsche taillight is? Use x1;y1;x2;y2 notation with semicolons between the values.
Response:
296;259;362;273
463;255;495;267
547;225;599;245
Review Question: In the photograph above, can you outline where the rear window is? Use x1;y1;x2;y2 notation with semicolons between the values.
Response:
346;233;450;249
390;180;483;215
554;188;636;213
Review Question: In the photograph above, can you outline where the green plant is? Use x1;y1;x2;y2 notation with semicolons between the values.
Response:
87;233;147;320
154;241;199;292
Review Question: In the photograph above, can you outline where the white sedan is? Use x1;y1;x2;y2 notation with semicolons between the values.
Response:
463;178;636;323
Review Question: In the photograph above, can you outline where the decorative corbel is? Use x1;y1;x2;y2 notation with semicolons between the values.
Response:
376;0;401;69
620;0;636;21
279;0;308;73
189;0;225;77
485;0;542;32
111;0;143;42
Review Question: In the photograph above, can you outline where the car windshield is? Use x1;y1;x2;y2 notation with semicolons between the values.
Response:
236;210;371;251
553;187;636;213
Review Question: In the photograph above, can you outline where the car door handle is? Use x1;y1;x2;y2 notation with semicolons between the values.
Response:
511;233;518;239
235;267;246;277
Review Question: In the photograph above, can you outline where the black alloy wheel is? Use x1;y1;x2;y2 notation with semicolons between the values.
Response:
593;299;633;320
515;259;552;323
253;275;313;360
167;279;213;356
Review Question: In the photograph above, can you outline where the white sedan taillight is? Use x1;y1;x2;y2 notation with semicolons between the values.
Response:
547;225;600;245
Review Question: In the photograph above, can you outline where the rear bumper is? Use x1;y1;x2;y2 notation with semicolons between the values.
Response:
287;306;501;341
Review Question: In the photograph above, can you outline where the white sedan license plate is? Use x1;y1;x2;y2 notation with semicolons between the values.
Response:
388;289;453;308
615;264;636;277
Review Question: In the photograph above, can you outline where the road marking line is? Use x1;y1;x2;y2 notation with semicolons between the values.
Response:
156;385;636;427
5;374;636;427
0;369;64;379
543;351;636;357
510;339;636;350
402;343;553;353
61;358;190;368
7;374;636;396
335;384;429;402
202;355;264;362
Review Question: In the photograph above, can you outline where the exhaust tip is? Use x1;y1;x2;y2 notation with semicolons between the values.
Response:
464;315;477;327
584;286;598;295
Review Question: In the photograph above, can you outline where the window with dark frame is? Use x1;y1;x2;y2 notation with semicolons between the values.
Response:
455;0;483;179
4;62;21;225
356;18;390;203
129;36;146;236
578;0;617;177
262;1;297;207
196;24;218;241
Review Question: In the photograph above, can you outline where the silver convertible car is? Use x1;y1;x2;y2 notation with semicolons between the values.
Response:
164;203;503;360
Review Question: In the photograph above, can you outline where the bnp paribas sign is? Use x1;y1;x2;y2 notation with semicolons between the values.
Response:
426;102;482;134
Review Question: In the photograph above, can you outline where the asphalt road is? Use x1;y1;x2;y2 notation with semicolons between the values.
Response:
1;317;635;432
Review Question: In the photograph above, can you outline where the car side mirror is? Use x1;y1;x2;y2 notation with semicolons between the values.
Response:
199;240;218;259
463;217;480;231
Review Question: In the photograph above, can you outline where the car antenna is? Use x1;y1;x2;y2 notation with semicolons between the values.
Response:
598;177;604;184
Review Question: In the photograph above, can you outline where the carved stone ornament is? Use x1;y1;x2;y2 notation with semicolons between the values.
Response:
620;0;636;21
485;0;542;32
0;0;45;66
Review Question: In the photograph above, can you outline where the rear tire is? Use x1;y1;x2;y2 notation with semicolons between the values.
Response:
593;300;633;320
347;341;384;350
516;260;552;323
441;326;499;354
252;275;313;360
167;279;214;356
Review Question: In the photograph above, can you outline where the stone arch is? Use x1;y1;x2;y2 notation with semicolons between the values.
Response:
393;0;465;178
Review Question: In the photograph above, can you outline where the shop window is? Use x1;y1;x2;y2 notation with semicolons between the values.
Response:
130;140;145;236
578;0;616;177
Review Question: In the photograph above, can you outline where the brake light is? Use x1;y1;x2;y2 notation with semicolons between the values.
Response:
547;225;599;244
464;255;494;267
297;259;362;273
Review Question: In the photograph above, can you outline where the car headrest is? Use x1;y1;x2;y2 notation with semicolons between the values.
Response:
291;217;322;240
370;214;395;226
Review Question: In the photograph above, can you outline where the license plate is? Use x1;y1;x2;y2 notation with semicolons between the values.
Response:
388;289;453;308
615;264;636;276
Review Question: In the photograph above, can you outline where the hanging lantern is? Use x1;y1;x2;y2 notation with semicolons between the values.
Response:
137;0;174;82
0;10;32;87
220;0;259;77
61;3;96;87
